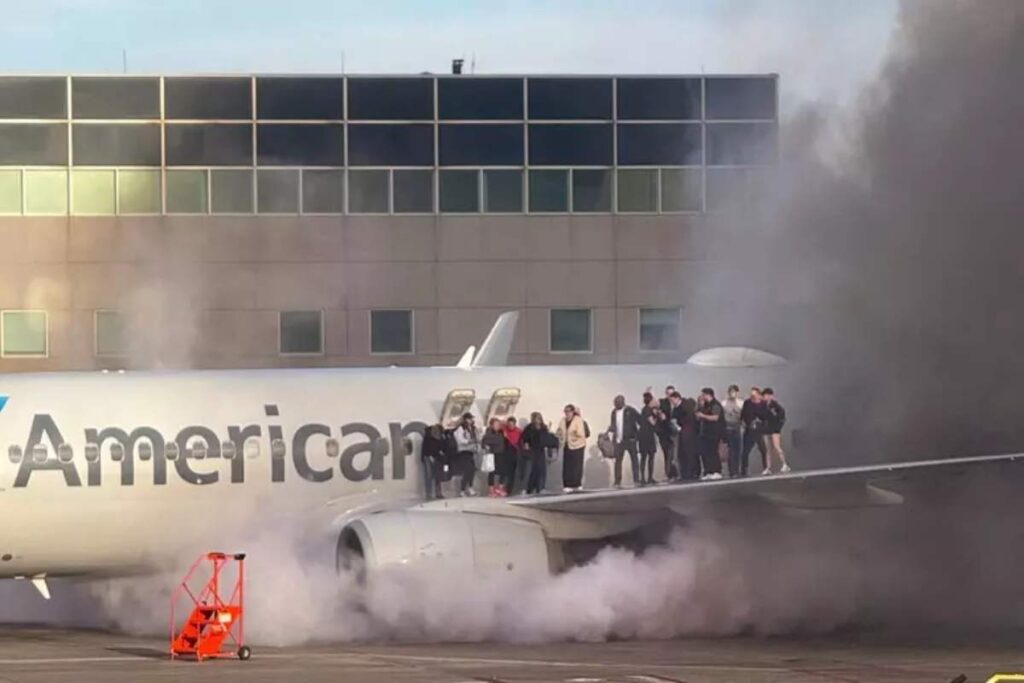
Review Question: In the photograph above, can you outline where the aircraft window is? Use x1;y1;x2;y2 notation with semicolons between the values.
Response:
32;444;48;463
221;441;237;460
138;442;153;461
57;443;73;463
271;438;286;459
164;442;179;461
110;443;125;462
325;438;340;458
189;441;207;460
244;440;260;460
84;444;99;462
7;445;22;463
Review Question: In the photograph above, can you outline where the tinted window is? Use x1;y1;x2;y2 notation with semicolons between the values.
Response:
439;124;523;166
257;124;344;166
1;311;48;357
165;124;253;166
661;168;703;212
528;170;568;212
165;170;208;213
393;169;433;213
370;310;413;354
165;78;252;120
348;170;388;213
0;124;67;165
347;78;433;120
528;124;612;166
118;170;161;214
0;78;66;119
617;169;658;212
617;123;702;166
617;77;701;120
280;311;323;354
71;170;115;214
528;78;611;120
439;170;479;213
438;78;523;120
705;77;777;120
347;124;433;166
572;169;611;213
0;170;21;214
302;169;345;213
95;310;126;357
257;169;299;213
256;77;343;120
706;122;777;165
72;77;159;119
73;124;161;166
705;167;767;211
23;170;67;215
483;170;522;213
550;309;591;352
639;308;679;351
211;169;253;213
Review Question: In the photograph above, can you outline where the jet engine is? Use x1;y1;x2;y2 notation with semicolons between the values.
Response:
336;510;558;579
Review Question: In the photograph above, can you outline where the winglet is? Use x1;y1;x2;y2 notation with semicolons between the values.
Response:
471;311;519;367
455;345;476;370
31;575;50;600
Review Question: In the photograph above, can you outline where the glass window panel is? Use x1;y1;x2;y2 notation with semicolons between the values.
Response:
24;170;67;215
347;78;433;120
705;77;777;120
165;170;208;214
72;77;159;119
302;169;345;214
0;170;21;214
256;124;344;166
705;167;767;211
211;169;253;214
0;124;68;165
617;78;701;120
528;124;612;166
528;169;568;212
483;170;522;213
572;169;611;213
280;310;323;355
347;124;433;166
71;170;115;215
639;308;680;351
164;77;252;120
439;124;523;166
0;78;66;118
257;169;299;214
617;123;702;166
706;122;778;165
117;170;161;214
617;169;658;212
528;78;611;120
661;168;704;212
550;309;591;353
438;78;523;120
166;124;252;166
348;170;388;213
439;170;479;213
2;311;48;357
393;169;433;213
95;310;126;357
370;310;413;354
73;123;161;166
256;77;344;120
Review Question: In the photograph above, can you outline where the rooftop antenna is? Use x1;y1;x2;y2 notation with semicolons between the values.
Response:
122;49;127;74
341;49;346;75
470;52;476;74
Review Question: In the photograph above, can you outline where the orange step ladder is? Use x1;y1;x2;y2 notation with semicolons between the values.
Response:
170;552;250;662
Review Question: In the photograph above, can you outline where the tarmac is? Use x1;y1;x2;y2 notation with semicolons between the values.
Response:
0;627;1021;682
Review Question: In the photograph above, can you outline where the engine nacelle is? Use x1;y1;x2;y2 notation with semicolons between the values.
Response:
337;510;555;578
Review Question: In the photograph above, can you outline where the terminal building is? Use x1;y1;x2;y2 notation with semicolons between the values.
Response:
0;73;777;372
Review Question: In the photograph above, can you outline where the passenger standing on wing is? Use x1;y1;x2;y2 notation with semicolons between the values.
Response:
658;385;679;480
482;418;508;497
639;393;659;485
762;388;791;474
695;388;724;480
606;394;642;488
421;423;447;499
453;413;479;496
521;412;551;494
557;404;588;492
740;387;768;476
504;416;525;494
673;392;701;480
722;385;744;478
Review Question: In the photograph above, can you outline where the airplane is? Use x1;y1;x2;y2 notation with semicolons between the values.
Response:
0;312;1021;601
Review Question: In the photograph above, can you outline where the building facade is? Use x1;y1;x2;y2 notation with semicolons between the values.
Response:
0;74;777;372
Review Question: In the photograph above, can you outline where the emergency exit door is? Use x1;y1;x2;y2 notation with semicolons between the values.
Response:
484;388;521;424
440;389;476;428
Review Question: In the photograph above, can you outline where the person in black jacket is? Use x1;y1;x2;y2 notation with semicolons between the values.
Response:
638;393;659;485
672;392;701;481
762;388;791;474
655;385;678;480
606;394;642;487
421;423;447;499
520;412;551;494
694;387;724;480
740;387;768;476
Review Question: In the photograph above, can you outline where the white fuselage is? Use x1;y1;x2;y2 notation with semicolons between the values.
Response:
0;363;788;578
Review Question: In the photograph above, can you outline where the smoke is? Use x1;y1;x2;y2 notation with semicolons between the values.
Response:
687;0;1024;465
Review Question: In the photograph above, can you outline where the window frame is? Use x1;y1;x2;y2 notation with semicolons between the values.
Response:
278;309;325;357
1;309;49;359
548;308;593;355
369;309;415;356
637;307;681;353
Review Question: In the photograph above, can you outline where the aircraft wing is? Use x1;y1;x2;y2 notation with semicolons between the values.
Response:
508;453;1024;515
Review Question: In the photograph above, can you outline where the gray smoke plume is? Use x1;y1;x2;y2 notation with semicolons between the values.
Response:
689;0;1024;465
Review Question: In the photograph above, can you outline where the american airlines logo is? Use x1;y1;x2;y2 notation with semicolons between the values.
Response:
0;396;8;413
9;405;426;488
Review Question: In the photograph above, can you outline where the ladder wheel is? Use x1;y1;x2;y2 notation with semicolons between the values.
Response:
237;646;252;661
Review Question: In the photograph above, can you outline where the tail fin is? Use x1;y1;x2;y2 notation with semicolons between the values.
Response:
466;311;518;368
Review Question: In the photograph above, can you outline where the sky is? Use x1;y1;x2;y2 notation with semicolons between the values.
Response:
0;0;898;113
